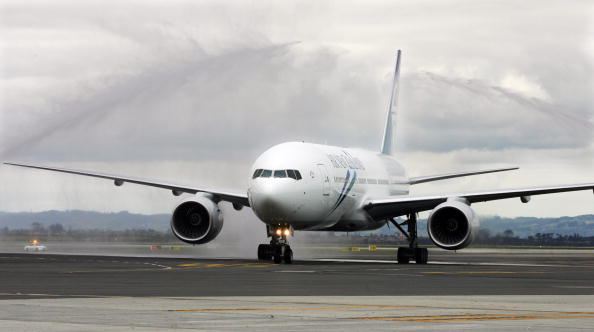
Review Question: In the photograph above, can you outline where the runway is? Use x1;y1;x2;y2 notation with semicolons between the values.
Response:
1;252;594;297
1;249;593;330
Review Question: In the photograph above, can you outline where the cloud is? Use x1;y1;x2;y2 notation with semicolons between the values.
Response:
1;41;389;162
397;72;593;152
0;0;592;218
500;73;551;102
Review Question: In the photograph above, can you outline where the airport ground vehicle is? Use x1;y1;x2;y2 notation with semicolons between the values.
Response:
24;240;47;252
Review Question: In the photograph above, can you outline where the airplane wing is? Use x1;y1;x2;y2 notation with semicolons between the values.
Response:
408;167;519;185
4;162;250;207
364;182;594;220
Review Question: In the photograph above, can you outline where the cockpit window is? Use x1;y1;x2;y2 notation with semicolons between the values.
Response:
274;170;287;178
252;169;263;179
286;169;302;180
254;169;302;180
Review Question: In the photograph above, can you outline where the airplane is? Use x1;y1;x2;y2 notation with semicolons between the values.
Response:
5;50;594;264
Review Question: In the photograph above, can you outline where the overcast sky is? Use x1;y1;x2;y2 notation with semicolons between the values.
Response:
0;0;593;220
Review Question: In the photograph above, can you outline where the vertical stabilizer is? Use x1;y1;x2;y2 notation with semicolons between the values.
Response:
380;50;401;155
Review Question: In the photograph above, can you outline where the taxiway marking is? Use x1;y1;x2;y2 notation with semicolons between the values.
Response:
64;262;274;273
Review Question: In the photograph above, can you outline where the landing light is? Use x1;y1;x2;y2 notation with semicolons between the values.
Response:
284;229;291;236
275;229;282;236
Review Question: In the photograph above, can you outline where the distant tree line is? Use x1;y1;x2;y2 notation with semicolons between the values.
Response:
0;222;176;243
298;228;594;247
2;222;594;247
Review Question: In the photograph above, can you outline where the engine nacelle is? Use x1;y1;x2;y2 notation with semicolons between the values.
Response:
427;199;479;250
170;194;224;244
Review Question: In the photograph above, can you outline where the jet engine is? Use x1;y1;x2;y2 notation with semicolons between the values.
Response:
170;194;224;244
427;199;479;250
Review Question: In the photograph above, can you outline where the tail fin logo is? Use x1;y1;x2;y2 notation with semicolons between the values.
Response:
380;50;401;155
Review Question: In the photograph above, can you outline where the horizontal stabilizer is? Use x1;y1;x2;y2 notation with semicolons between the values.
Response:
409;167;519;185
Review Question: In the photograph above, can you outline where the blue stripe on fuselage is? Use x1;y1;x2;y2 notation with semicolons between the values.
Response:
328;170;357;216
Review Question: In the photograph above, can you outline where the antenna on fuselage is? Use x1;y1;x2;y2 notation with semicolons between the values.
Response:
380;50;401;155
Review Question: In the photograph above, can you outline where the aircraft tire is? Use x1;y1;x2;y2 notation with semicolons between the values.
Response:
415;248;428;264
396;247;410;264
257;244;272;261
273;245;283;264
283;247;293;264
273;253;282;264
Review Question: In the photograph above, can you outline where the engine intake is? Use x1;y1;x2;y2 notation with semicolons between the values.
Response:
171;194;223;244
427;200;479;250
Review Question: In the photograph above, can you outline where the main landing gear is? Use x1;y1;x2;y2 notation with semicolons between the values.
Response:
389;214;428;264
257;225;293;264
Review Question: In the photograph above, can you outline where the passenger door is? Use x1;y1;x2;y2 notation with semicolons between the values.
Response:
317;164;332;206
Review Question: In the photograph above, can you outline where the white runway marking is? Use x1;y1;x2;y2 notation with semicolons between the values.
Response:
308;258;580;268
311;258;396;264
143;262;172;270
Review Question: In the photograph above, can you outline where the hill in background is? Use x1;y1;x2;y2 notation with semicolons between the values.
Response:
0;210;593;238
0;210;170;232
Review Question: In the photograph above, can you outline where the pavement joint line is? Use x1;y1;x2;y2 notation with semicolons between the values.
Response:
0;293;423;307
356;312;594;322
421;271;546;275
160;299;593;316
0;293;119;298
157;297;594;316
0;293;591;317
309;258;591;268
169;305;419;313
160;297;420;307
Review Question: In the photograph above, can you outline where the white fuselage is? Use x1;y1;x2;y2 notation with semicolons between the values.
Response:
248;142;409;231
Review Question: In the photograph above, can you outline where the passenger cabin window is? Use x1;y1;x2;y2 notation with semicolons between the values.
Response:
261;169;272;178
274;170;287;178
252;169;263;179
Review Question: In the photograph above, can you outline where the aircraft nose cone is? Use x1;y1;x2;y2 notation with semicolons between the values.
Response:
250;182;294;223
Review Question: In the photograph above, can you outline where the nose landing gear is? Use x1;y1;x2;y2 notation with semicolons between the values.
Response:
257;225;293;264
390;214;429;264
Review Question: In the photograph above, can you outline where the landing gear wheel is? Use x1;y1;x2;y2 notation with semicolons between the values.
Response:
257;244;272;261
414;248;428;264
283;247;293;264
260;225;295;264
397;247;410;264
272;245;283;264
391;214;430;264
